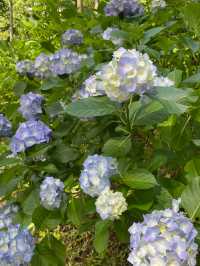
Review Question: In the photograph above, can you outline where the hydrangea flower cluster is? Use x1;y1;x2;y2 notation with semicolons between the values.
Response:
10;120;52;155
76;48;174;102
104;0;144;17
95;188;127;220
153;76;174;87
73;72;105;100
101;47;157;102
0;114;12;137
16;49;87;79
151;0;167;11
61;29;83;45
0;204;18;230
79;154;118;197
0;204;35;266
0;224;35;266
18;92;44;120
128;199;198;266
40;176;65;210
102;27;124;46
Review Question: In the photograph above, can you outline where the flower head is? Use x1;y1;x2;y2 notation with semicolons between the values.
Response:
18;92;44;120
0;204;18;230
40;176;65;210
16;60;34;76
104;0;144;17
95;188;127;220
10;120;52;155
79;154;118;197
0;224;35;266
102;27;124;46
153;76;174;87
128;199;198;266
151;0;167;12
62;29;83;45
0;114;12;137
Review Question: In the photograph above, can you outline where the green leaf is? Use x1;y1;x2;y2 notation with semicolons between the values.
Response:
52;144;79;164
123;169;158;189
183;72;200;84
13;81;27;96
22;188;40;216
102;137;131;157
67;197;84;226
182;3;200;36
31;236;65;266
40;78;66;91
64;97;118;118
168;69;182;87
152;86;192;115
143;26;165;44
184;158;200;182
94;220;110;254
32;207;62;230
181;176;200;220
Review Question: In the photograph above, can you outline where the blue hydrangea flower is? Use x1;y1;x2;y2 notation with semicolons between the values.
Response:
79;154;118;197
10;120;52;155
40;176;65;210
18;92;44;120
16;60;34;76
0;204;18;230
102;27;124;46
0;224;35;266
104;0;144;17
0;114;12;137
34;53;53;79
61;29;83;45
49;48;84;76
95;188;127;220
128;199;198;266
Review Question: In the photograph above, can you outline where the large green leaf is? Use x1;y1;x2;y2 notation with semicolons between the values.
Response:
93;220;110;254
64;97;118;118
182;3;200;36
183;72;200;84
142;26;165;44
184;158;200;182
31;236;65;266
181;176;200;220
123;169;158;189
102;137;131;157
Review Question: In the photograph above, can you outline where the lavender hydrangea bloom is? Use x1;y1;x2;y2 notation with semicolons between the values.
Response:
16;60;34;76
0;114;12;137
95;188;127;220
102;27;124;46
73;72;105;100
18;92;44;120
0;204;18;230
104;0;144;17
128;199;198;266
62;29;83;45
79;154;118;197
0;224;35;266
40;176;65;210
10;120;52;155
100;47;157;102
49;49;84;76
34;53;53;79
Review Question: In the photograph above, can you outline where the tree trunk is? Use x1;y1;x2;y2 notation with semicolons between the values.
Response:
76;0;83;12
94;0;99;10
8;0;14;41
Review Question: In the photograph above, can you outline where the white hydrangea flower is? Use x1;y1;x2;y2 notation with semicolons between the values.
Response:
102;27;124;46
153;76;174;87
101;47;157;102
95;188;127;220
151;0;167;11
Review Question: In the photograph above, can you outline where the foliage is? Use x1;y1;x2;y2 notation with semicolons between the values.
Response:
1;0;200;265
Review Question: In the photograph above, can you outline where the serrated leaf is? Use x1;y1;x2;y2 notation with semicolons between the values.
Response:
94;220;110;254
64;97;118;118
123;169;158;189
181;176;200;220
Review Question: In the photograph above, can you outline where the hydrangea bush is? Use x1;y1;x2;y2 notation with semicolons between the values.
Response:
1;0;200;265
